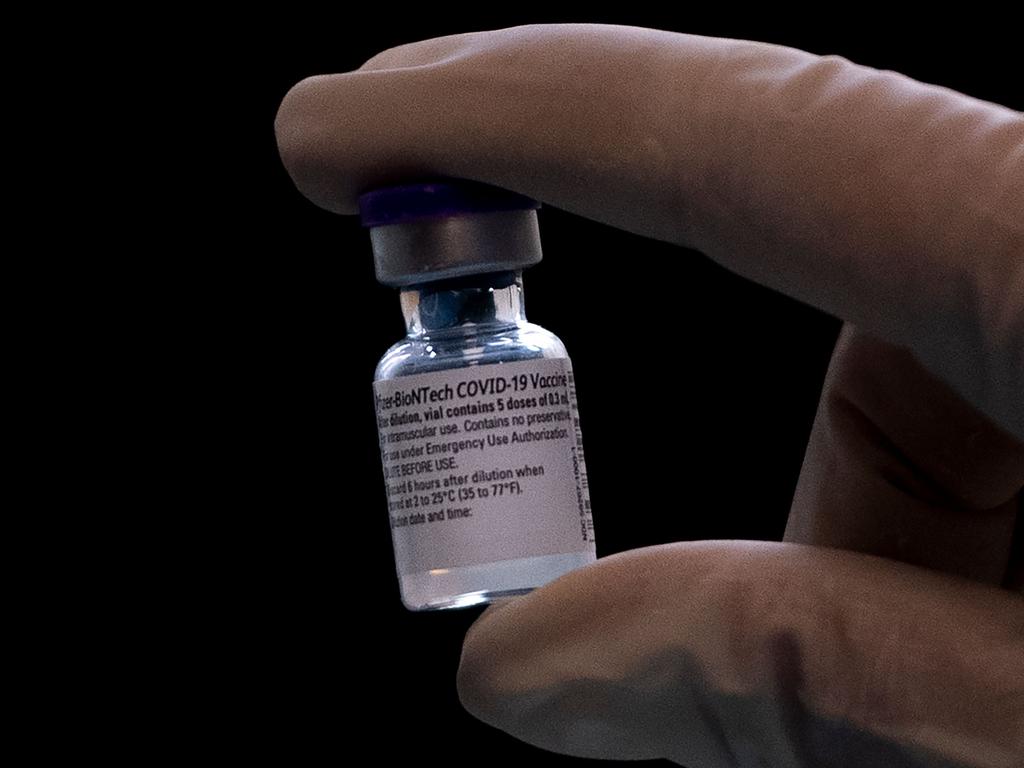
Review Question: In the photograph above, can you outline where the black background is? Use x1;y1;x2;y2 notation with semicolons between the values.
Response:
229;11;1019;765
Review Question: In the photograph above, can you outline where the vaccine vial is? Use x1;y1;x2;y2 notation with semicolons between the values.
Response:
362;180;596;611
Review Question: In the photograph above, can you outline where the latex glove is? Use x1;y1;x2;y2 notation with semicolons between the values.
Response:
275;25;1024;767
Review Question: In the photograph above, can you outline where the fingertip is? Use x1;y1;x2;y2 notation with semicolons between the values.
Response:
273;74;365;215
456;609;504;726
457;587;575;725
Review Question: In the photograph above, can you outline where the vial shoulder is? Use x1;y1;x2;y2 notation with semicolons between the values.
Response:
512;322;569;357
375;322;569;381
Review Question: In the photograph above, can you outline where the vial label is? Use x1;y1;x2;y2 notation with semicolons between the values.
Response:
374;358;595;575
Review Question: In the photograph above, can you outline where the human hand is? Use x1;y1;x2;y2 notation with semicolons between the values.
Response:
275;25;1023;767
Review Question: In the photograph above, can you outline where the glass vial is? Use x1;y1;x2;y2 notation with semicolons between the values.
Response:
361;180;596;611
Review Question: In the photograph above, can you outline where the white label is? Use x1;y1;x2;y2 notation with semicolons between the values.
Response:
373;358;595;575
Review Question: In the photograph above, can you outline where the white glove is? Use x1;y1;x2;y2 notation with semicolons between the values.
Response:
276;24;1024;767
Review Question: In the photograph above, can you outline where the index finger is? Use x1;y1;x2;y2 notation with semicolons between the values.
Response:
274;23;1024;438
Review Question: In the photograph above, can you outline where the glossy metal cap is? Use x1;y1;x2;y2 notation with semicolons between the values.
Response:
358;180;543;287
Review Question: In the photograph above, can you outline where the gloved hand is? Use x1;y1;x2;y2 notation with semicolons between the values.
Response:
275;24;1024;767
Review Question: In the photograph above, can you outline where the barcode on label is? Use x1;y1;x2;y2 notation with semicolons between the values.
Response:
567;370;595;541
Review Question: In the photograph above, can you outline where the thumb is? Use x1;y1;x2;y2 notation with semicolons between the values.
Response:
457;542;1024;767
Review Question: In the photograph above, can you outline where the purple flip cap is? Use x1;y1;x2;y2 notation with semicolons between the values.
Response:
358;179;540;228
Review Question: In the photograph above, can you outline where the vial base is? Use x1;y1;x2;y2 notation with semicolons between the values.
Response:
399;550;595;611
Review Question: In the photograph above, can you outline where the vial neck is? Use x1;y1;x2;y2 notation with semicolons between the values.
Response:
400;272;526;337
